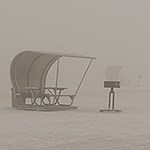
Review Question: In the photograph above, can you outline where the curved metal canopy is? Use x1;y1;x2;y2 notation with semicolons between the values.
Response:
10;51;95;97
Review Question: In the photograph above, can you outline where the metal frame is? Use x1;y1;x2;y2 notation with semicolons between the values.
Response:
10;51;95;109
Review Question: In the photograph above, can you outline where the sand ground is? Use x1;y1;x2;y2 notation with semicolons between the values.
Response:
0;89;150;150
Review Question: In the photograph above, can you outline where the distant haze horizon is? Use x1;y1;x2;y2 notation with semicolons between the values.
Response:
0;0;150;96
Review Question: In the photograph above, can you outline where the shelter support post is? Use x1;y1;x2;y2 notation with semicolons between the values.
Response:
55;56;60;89
74;59;93;97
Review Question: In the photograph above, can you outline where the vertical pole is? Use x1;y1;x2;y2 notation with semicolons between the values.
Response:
55;56;60;89
112;91;115;110
74;59;93;96
108;91;111;109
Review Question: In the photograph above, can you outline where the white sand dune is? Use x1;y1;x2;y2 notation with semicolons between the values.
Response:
0;89;150;150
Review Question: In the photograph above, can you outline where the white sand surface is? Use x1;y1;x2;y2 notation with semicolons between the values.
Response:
0;89;150;150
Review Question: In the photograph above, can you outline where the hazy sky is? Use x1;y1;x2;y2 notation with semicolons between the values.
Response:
0;0;150;93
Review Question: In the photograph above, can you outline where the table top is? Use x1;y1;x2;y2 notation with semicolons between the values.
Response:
25;86;67;90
